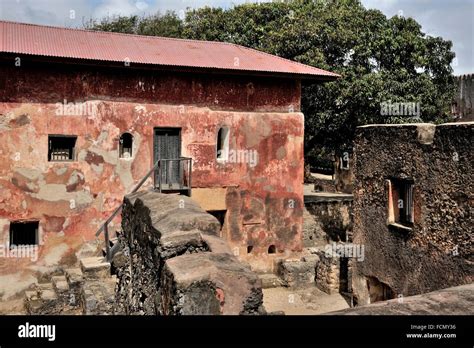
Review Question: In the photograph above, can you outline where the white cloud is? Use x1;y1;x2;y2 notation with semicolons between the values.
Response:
0;0;92;27
93;0;144;19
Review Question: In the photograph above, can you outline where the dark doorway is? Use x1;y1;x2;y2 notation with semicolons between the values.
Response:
366;276;395;303
339;257;349;293
154;128;181;187
208;210;226;229
10;221;39;246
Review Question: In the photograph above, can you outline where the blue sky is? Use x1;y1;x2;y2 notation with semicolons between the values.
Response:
0;0;472;74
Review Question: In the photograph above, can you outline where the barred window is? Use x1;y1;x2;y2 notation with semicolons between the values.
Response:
48;135;77;161
119;132;133;159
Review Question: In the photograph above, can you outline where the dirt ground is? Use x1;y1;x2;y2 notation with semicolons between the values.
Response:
1;286;350;315
0;297;25;315
263;286;350;315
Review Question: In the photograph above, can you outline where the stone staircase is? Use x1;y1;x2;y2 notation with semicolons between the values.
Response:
24;255;117;315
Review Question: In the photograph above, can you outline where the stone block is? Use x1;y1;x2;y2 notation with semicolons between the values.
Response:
161;252;262;315
80;257;111;279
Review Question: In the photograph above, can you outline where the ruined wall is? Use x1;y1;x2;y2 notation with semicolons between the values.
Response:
334;152;354;194
114;191;263;315
453;74;473;122
314;250;340;294
303;196;353;248
0;60;304;297
352;122;473;305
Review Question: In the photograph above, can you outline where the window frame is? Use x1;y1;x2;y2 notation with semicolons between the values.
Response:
119;132;133;159
48;134;77;162
9;220;39;247
216;126;230;162
387;178;415;230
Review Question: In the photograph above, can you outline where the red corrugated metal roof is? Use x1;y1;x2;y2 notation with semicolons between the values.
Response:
0;20;340;80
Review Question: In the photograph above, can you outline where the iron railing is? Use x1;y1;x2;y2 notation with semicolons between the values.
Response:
156;157;192;196
96;157;192;261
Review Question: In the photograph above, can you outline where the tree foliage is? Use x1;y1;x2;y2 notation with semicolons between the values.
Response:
85;0;456;165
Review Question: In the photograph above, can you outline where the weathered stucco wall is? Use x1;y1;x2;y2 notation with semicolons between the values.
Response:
352;122;473;305
0;61;304;297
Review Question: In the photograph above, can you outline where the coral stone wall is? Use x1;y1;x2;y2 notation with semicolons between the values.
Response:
453;74;473;122
115;191;263;315
0;60;304;297
352;122;473;305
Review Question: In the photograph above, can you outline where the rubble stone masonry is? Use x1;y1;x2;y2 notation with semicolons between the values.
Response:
352;122;473;305
114;191;263;315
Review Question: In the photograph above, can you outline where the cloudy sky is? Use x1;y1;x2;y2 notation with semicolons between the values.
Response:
0;0;472;74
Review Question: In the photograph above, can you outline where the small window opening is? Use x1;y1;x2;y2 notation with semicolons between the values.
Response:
247;245;253;254
216;127;230;161
10;221;39;246
268;245;276;254
119;132;133;159
389;178;414;226
48;135;77;161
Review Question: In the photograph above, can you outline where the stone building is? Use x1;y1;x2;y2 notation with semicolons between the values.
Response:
351;122;473;305
0;21;339;298
452;74;473;122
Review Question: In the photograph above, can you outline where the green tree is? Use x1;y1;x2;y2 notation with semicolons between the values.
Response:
85;11;183;38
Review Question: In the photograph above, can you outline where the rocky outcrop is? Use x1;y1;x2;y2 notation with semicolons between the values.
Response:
114;191;264;315
24;256;116;315
330;283;474;315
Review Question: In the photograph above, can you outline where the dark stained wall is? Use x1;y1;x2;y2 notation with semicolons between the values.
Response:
351;122;473;305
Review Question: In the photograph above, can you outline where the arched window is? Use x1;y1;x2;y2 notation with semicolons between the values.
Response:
216;127;229;161
119;132;133;158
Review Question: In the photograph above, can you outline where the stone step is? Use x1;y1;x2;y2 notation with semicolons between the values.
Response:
36;282;54;292
82;277;117;315
64;267;84;286
80;256;111;279
258;273;284;289
64;268;84;306
52;275;69;293
51;275;70;304
25;286;60;315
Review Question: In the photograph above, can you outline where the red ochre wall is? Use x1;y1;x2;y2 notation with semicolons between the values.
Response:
0;60;304;297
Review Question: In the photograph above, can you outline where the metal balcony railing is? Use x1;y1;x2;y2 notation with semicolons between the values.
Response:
155;157;192;196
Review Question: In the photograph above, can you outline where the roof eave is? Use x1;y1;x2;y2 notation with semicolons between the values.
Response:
0;52;340;81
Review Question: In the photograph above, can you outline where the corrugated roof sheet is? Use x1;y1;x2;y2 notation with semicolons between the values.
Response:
0;20;340;79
